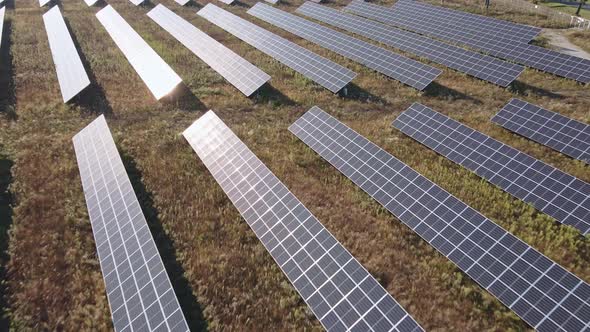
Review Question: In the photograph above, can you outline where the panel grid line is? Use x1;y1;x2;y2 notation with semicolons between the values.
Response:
290;106;590;332
183;111;424;332
392;103;590;235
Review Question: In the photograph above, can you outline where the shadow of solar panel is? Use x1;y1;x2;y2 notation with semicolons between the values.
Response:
73;115;189;332
147;4;270;97
393;103;590;235
296;2;523;87
43;6;91;103
183;111;424;332
492;99;590;165
197;4;355;93
392;0;540;44
96;5;182;100
344;0;590;83
247;3;440;91
290;106;590;332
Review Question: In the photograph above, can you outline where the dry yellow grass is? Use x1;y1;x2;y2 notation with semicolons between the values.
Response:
568;29;590;54
0;0;588;331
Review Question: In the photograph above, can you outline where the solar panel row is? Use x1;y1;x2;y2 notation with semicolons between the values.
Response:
73;116;189;332
183;111;424;332
393;103;590;235
344;0;590;83
96;5;182;100
290;106;590;332
392;0;541;44
197;4;356;93
247;3;440;91
43;6;91;103
296;1;523;87
147;4;270;97
492;99;590;164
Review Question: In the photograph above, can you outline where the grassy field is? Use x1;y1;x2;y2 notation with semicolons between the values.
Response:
568;29;590;53
0;0;589;331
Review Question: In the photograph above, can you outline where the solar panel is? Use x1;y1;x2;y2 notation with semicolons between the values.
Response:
96;5;182;100
247;3;440;91
492;99;590;164
344;0;590;83
183;110;424;332
39;0;50;7
128;0;145;6
73;115;189;332
0;7;5;49
391;0;540;44
296;2;523;87
265;0;278;4
175;0;190;5
217;0;235;5
84;0;99;6
197;4;355;93
393;103;590;235
290;106;590;332
43;6;91;103
147;5;270;97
